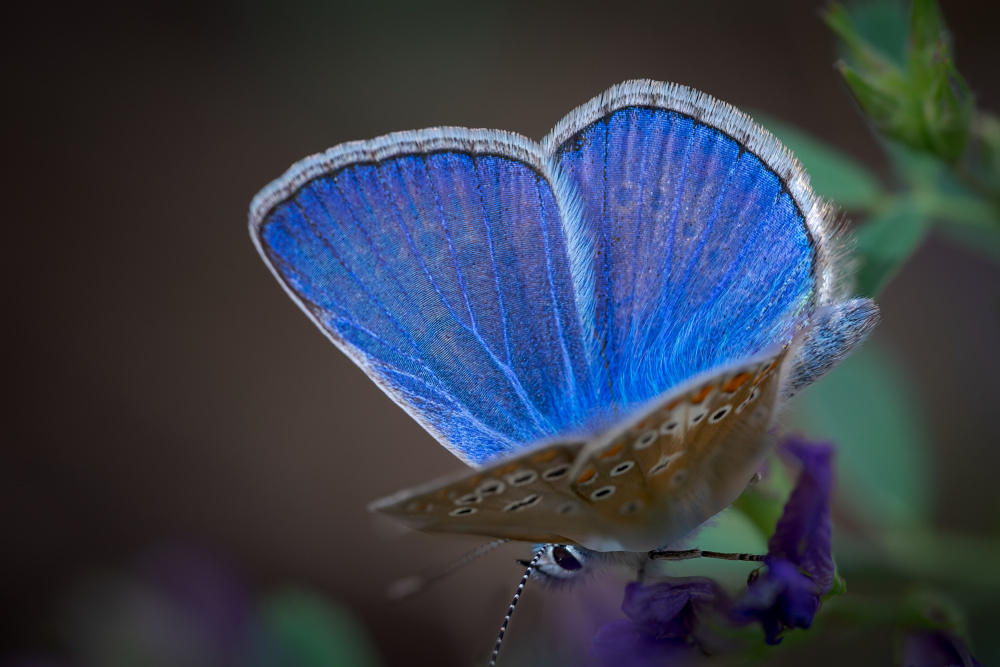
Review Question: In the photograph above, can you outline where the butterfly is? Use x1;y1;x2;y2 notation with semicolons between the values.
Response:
249;79;877;657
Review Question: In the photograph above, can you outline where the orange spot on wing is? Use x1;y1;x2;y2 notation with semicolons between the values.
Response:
754;358;781;385
498;461;520;475
691;385;715;404
576;468;595;484
531;449;558;464
723;372;751;393
599;442;624;459
666;398;683;411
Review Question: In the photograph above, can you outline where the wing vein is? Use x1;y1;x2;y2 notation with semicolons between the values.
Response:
372;160;551;434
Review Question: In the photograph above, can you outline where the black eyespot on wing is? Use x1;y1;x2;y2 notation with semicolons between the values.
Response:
552;546;582;571
590;485;616;501
508;470;538;486
660;421;679;434
709;405;731;423
542;463;570;481
478;480;505;496
611;461;635;476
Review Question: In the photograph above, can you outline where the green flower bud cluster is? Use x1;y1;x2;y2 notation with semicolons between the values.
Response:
825;0;974;163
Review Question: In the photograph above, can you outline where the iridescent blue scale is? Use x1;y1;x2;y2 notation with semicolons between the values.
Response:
553;107;815;408
251;79;876;496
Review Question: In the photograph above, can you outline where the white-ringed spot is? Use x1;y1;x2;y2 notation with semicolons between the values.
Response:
708;405;732;423
650;451;684;476
506;470;538;486
660;420;680;435
454;493;481;506
542;464;570;481
610;460;635;476
478;480;505;496
635;430;658;449
590;485;616;501
449;506;478;517
503;494;542;512
688;407;708;426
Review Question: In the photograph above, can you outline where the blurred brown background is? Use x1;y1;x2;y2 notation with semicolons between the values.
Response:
3;1;999;665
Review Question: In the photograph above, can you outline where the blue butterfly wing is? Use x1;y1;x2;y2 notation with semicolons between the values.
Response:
250;130;599;466
252;82;875;472
544;81;836;410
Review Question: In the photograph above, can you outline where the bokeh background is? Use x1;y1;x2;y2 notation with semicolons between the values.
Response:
3;1;999;665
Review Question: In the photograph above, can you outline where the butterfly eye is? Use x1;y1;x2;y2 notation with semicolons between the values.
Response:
551;546;582;571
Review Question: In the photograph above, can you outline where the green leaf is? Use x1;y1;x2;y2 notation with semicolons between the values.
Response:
733;488;785;541
825;2;905;72
854;198;932;296
748;111;884;210
909;0;949;57
923;56;974;161
825;573;848;600
264;589;381;667
783;343;933;527
837;62;924;148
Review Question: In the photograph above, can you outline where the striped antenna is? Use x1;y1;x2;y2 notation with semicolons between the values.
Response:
489;545;547;667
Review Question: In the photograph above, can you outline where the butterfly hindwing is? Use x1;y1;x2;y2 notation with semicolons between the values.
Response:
561;350;786;551
371;350;786;551
370;439;599;545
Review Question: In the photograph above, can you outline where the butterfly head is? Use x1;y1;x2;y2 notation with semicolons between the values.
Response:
521;544;590;587
523;544;645;588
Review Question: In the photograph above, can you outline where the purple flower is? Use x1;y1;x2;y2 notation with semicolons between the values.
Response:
732;439;836;644
731;557;821;644
766;439;835;594
593;438;839;659
592;621;700;667
592;578;731;666
621;577;727;640
901;629;983;667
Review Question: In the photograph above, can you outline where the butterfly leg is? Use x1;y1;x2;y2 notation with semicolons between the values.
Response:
782;298;880;399
647;548;703;561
